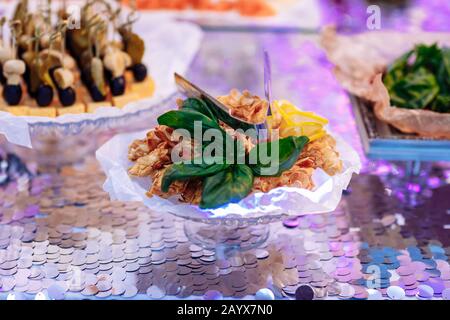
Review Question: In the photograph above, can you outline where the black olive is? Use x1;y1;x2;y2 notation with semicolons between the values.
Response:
81;68;91;86
110;76;125;96
58;87;76;106
90;85;106;102
2;84;22;105
132;63;147;82
0;66;6;85
36;84;54;107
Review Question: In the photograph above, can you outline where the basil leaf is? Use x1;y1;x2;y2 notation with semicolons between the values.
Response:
200;165;254;209
248;135;309;177
182;98;217;122
436;47;450;95
157;109;221;136
203;98;255;131
431;94;450;113
383;44;450;112
412;44;443;73
384;50;413;90
389;67;439;109
161;158;230;193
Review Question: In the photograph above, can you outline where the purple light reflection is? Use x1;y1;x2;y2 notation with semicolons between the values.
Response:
319;0;450;33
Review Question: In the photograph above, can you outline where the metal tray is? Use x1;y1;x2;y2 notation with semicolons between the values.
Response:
349;95;450;162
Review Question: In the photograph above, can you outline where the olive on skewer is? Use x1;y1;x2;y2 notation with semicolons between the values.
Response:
53;67;76;106
98;7;130;96
2;21;25;106
68;13;109;102
46;21;77;107
103;45;131;96
118;9;147;82
32;52;56;107
20;27;53;107
84;16;108;101
34;52;70;107
21;26;44;98
2;60;25;105
78;55;105;102
88;56;108;101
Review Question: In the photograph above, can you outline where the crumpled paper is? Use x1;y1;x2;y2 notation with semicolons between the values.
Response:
96;129;361;220
0;20;203;147
321;26;450;139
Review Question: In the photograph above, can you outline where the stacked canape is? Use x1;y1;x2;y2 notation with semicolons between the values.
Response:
0;0;154;117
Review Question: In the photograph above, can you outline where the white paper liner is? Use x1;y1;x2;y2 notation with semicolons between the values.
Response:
0;19;203;147
96;129;361;220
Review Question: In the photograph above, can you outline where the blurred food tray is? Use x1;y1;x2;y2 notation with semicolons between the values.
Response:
133;0;321;32
349;95;450;162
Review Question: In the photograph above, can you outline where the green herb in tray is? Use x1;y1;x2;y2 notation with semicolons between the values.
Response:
383;43;450;113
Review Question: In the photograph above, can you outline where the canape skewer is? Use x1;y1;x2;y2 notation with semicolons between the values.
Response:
118;6;147;82
2;20;26;106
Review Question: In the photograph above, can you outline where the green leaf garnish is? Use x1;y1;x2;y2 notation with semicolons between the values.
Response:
203;98;255;131
157;109;222;136
181;98;217;122
161;158;230;193
389;67;439;109
248;136;309;176
200;165;254;209
384;44;450;113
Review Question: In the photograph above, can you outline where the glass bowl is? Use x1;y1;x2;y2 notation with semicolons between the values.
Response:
96;129;361;251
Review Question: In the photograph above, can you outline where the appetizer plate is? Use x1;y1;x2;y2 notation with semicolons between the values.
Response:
0;19;203;141
96;128;360;250
350;94;450;162
0;19;203;167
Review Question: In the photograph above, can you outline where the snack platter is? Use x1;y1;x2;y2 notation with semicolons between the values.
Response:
0;1;203;149
97;73;361;221
0;0;155;118
350;94;450;162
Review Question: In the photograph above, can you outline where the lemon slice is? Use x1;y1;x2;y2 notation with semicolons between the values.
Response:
280;126;303;137
288;112;329;126
281;123;324;141
307;129;327;142
298;122;323;136
275;100;329;126
268;100;329;142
